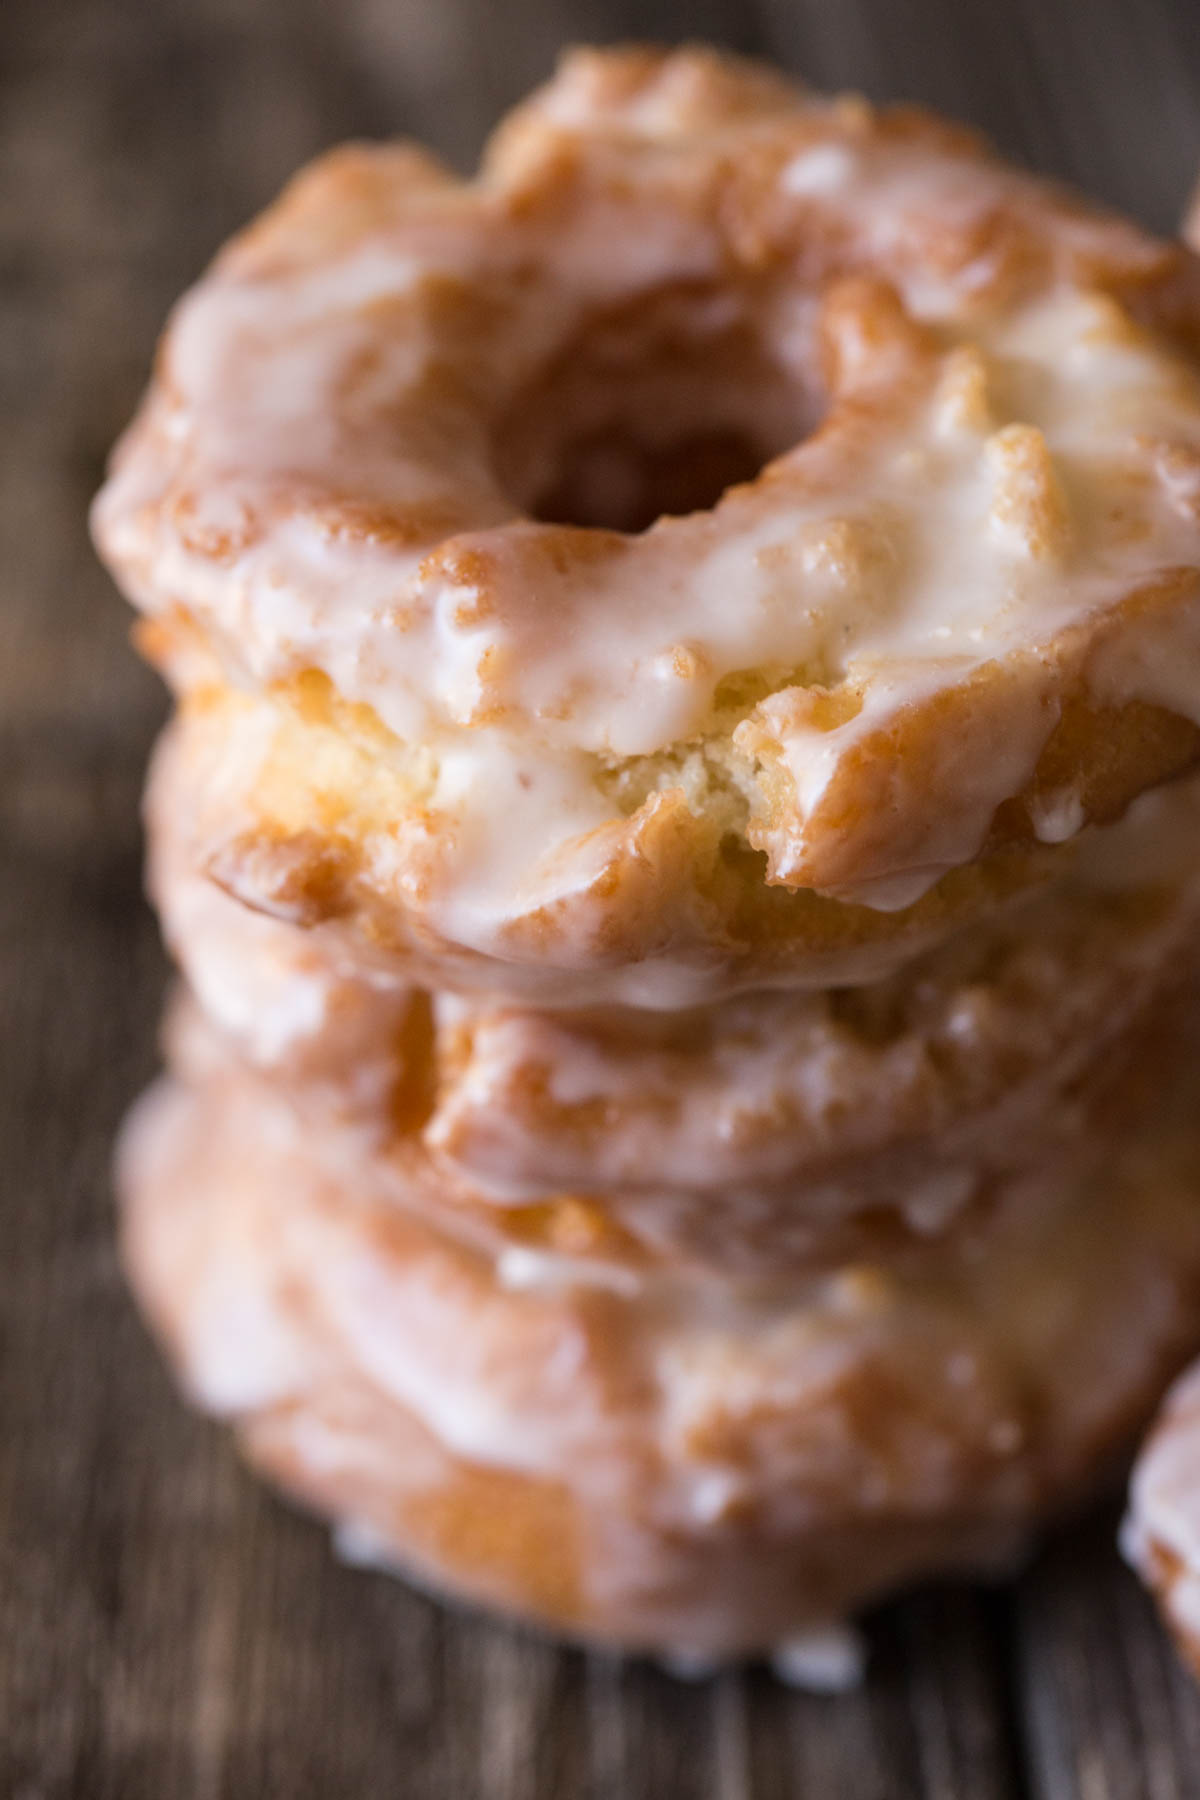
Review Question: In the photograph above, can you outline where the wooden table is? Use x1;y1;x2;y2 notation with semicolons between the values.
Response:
6;1;1200;1792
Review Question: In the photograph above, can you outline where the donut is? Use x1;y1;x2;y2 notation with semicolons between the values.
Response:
1124;1364;1200;1680
93;45;1200;1002
120;1040;1200;1662
147;711;1200;1272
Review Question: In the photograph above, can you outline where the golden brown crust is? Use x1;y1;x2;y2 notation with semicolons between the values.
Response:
162;675;1069;1005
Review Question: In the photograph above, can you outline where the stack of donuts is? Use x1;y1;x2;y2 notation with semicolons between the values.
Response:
94;46;1200;1678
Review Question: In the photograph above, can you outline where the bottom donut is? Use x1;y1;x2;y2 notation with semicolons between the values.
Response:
120;1046;1200;1666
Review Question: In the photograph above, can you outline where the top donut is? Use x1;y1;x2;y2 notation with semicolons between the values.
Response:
94;46;1200;996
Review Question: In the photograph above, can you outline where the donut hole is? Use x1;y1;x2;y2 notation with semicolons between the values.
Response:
493;285;818;534
532;428;768;535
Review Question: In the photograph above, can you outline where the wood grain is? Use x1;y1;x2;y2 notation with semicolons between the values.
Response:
4;1;1200;1793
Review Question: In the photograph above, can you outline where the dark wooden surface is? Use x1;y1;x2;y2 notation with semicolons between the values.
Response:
7;0;1200;1793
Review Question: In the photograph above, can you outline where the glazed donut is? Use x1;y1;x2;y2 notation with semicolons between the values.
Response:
423;781;1200;1215
120;1042;1200;1661
1124;1363;1200;1679
94;46;1200;1002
